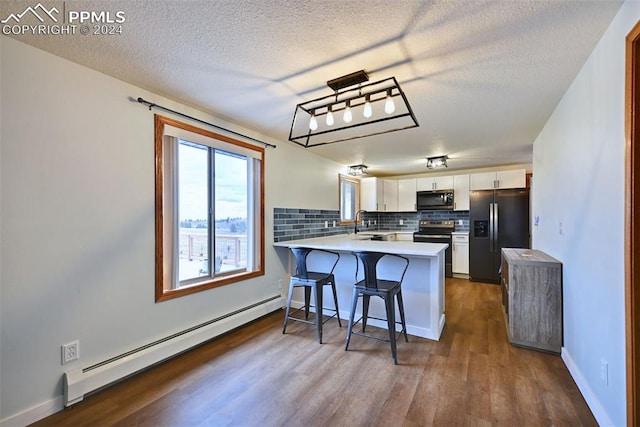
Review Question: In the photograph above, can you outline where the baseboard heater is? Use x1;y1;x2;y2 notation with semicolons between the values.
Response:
64;295;282;406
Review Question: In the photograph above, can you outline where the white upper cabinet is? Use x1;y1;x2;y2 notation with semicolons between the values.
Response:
383;179;398;211
453;174;470;211
361;177;382;211
361;177;398;211
398;179;417;211
469;169;526;190
416;176;454;191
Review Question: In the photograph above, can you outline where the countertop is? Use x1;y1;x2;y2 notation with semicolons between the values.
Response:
355;229;415;236
274;234;447;257
451;231;469;235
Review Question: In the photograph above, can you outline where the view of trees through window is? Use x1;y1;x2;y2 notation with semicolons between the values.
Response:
178;140;248;283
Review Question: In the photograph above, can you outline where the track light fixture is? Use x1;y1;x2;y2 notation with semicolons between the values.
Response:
289;70;419;148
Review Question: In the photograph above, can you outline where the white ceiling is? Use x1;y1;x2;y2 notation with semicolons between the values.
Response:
1;0;623;176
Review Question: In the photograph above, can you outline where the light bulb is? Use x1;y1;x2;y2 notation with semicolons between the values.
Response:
326;107;334;126
309;112;318;131
363;96;372;118
343;101;352;123
385;90;395;114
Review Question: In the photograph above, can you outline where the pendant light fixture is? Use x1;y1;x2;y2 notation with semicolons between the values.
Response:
289;70;419;148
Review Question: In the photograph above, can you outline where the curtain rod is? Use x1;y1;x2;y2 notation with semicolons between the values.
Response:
135;97;277;149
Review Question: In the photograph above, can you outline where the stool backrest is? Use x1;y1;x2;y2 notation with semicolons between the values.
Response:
353;251;386;289
353;251;410;290
291;247;314;279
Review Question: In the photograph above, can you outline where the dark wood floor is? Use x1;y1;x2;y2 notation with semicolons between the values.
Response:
33;278;597;426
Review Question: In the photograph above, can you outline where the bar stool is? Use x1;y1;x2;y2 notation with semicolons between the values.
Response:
282;247;342;344
345;251;409;364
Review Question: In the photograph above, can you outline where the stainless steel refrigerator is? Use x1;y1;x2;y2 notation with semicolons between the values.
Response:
469;188;530;283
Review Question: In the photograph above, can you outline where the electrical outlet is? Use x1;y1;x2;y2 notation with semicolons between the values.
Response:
399;219;404;225
62;341;79;365
324;221;328;228
600;358;609;386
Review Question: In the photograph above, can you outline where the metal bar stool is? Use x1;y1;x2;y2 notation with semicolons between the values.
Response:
282;247;342;344
345;251;409;364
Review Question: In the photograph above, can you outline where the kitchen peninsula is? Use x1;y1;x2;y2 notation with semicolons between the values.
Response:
274;234;447;341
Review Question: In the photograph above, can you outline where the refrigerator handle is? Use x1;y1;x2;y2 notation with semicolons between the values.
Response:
489;203;495;252
494;202;499;252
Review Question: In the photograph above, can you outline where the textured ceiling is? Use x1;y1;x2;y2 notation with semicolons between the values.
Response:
1;0;623;176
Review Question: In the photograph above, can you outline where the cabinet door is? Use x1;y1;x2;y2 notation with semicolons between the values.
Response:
469;172;497;190
416;177;434;191
417;176;453;191
383;179;398;211
452;235;469;274
397;179;417;211
434;176;454;190
497;169;526;189
361;177;379;211
453;174;470;210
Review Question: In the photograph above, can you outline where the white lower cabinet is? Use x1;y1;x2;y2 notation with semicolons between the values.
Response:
395;232;414;242
452;233;469;275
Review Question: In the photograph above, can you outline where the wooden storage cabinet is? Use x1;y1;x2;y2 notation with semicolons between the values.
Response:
501;248;562;354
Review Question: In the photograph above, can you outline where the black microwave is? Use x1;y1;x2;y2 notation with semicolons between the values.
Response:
416;190;454;210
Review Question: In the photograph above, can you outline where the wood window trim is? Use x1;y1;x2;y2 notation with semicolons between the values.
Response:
626;19;640;427
338;173;361;225
154;114;265;302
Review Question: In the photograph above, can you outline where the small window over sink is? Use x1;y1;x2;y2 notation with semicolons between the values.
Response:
339;174;360;224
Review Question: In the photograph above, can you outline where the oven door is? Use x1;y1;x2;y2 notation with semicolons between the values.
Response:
413;233;453;277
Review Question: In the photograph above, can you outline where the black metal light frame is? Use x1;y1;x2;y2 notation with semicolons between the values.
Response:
288;72;419;148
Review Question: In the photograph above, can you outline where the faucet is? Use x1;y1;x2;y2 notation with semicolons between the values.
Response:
354;210;367;234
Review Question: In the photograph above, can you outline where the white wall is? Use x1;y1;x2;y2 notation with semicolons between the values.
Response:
532;2;639;425
0;36;344;422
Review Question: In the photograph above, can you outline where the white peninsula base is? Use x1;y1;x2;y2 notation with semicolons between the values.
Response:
274;235;447;341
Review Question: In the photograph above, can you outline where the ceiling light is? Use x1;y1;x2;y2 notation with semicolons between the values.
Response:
289;70;419;148
309;110;318;131
384;89;395;114
343;100;353;123
348;164;368;176
326;105;334;126
363;95;372;118
427;155;448;169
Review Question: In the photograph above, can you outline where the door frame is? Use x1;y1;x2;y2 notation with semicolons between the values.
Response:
625;19;640;427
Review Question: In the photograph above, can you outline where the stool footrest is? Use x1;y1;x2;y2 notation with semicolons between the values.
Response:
286;306;340;326
349;315;407;343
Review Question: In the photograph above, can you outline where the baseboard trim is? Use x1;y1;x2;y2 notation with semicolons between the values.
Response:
0;396;64;427
561;347;613;426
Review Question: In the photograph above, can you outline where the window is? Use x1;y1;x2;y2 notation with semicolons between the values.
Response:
339;174;360;224
155;115;264;301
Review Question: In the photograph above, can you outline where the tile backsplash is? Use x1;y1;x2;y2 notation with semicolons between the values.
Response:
274;207;469;242
273;208;352;242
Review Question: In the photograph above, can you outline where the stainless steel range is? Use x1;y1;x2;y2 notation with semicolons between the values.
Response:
413;220;455;278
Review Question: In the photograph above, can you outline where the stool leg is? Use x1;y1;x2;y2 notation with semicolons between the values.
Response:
362;295;371;332
385;294;398;365
397;289;408;342
304;286;311;320
314;283;323;344
283;280;296;334
345;287;359;350
330;280;342;327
